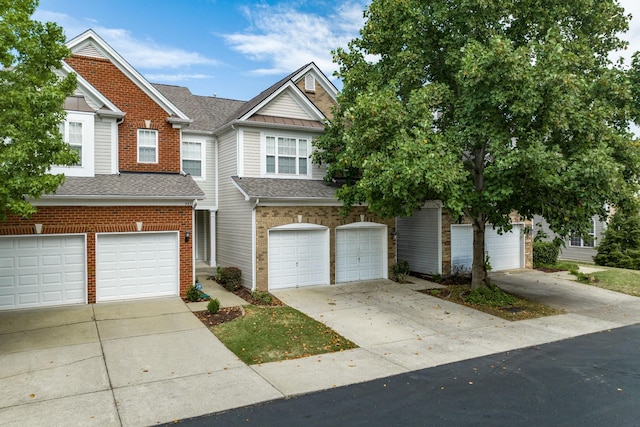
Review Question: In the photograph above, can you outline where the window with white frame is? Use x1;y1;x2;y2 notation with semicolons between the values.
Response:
60;121;83;166
182;140;202;177
569;218;596;248
138;129;158;163
265;135;309;176
51;111;95;177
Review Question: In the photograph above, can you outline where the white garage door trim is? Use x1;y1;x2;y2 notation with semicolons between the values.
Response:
268;224;330;290
0;234;87;310
451;224;524;272
335;222;388;283
96;232;179;302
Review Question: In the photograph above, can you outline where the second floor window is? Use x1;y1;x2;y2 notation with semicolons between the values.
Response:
138;129;157;163
266;136;308;176
182;141;202;177
60;121;83;166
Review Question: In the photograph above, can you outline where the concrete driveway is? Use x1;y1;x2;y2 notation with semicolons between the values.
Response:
0;298;281;427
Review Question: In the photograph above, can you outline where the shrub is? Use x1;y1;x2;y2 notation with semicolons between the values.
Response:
465;284;515;307
392;260;410;282
595;209;640;270
186;284;201;302
207;298;220;314
251;291;273;304
218;267;242;291
533;241;560;266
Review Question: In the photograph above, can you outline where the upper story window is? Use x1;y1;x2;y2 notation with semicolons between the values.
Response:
182;140;202;177
51;111;95;177
569;218;596;248
138;129;157;163
265;135;309;176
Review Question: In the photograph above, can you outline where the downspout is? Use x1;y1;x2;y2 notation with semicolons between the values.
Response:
251;198;259;291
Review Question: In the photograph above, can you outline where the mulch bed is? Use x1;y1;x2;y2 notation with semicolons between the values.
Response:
193;283;286;327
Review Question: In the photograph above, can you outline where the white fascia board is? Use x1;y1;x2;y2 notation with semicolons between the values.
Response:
215;119;325;136
239;81;325;122
59;62;124;115
66;30;190;121
291;63;339;98
255;198;343;207
231;178;251;201
32;197;199;207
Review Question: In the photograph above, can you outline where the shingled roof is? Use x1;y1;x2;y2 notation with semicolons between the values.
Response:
50;173;205;199
152;84;245;132
231;176;337;200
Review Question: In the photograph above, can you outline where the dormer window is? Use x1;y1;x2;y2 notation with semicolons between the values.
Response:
51;111;95;177
304;74;316;92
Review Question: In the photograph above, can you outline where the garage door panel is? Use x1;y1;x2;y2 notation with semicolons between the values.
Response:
451;225;523;272
269;229;328;290
0;235;86;310
336;227;386;283
96;232;179;302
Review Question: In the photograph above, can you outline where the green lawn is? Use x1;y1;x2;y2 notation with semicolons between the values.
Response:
540;261;640;297
211;305;357;365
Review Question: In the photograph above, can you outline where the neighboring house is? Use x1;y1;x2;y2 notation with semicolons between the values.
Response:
158;63;396;292
0;30;204;310
397;204;533;276
532;215;606;262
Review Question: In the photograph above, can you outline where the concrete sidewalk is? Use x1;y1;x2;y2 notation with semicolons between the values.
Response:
1;270;640;426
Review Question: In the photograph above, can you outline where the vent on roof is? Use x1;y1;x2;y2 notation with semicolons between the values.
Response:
75;42;105;59
304;74;316;92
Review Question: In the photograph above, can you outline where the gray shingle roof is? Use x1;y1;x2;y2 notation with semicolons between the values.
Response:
232;176;337;200
52;173;205;199
152;84;246;132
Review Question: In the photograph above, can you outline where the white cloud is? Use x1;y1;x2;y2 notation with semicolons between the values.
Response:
221;1;368;78
34;10;219;70
618;0;640;64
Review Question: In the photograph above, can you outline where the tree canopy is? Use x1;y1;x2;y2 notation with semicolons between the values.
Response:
0;0;77;219
314;0;640;288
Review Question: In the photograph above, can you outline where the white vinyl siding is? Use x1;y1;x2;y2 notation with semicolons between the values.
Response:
216;130;254;288
258;92;313;120
243;130;261;177
138;129;157;163
94;117;113;174
182;140;203;177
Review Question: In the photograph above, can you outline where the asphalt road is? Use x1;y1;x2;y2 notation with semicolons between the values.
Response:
170;324;640;427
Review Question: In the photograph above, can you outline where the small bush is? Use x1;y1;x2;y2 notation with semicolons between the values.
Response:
217;266;242;291
186;285;201;302
533;241;560;266
207;298;220;314
465;284;515;307
392;260;410;282
251;291;273;304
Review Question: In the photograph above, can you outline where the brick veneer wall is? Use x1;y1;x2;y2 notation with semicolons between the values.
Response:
295;78;336;119
65;55;182;173
254;205;396;292
440;210;533;276
0;205;193;303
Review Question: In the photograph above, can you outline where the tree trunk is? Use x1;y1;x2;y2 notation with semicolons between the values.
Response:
471;217;488;289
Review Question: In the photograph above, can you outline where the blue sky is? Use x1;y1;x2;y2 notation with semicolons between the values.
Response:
36;0;640;102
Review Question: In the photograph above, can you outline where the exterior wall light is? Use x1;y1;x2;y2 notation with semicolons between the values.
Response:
185;230;191;242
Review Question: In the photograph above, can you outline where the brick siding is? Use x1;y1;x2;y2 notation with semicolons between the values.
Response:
0;206;193;302
254;205;396;292
65;55;182;173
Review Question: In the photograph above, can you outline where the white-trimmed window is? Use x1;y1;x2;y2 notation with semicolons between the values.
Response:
265;135;309;176
51;111;95;177
182;140;202;177
138;129;158;163
570;218;596;248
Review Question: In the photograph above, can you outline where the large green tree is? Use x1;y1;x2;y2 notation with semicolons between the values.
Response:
314;0;640;288
0;0;77;219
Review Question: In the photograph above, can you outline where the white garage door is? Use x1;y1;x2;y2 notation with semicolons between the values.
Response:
397;206;441;275
0;235;86;310
336;225;386;283
268;228;328;290
450;224;523;272
96;232;179;302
